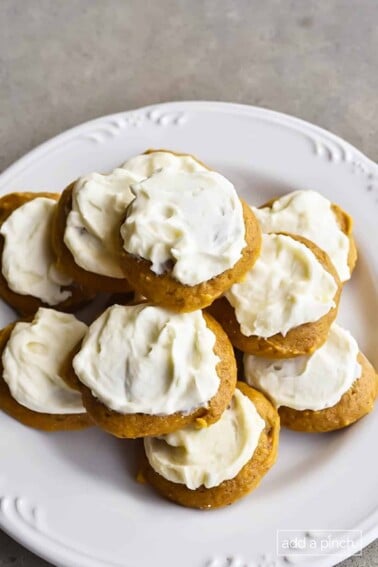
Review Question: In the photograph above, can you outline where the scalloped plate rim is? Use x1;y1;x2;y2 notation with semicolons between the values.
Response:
0;101;377;188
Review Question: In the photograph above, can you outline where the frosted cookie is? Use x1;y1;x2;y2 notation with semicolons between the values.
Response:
209;233;341;358
252;190;357;282
141;382;279;509
120;169;262;312
0;308;91;431
244;324;378;432
72;304;237;437
0;193;92;316
51;149;209;293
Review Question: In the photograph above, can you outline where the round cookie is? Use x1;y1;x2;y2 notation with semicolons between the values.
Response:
73;307;237;438
255;192;357;281
0;317;92;431
51;182;133;293
244;324;378;433
208;233;341;358
279;353;378;432
140;382;280;509
120;199;262;312
0;192;93;316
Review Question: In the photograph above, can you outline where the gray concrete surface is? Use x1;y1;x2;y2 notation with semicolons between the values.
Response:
0;0;377;565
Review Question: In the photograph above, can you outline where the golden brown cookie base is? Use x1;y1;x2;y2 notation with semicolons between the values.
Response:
120;200;262;313
208;234;341;358
0;192;94;316
51;183;133;294
260;196;357;278
78;312;237;438
279;353;378;432
141;382;280;509
0;321;92;431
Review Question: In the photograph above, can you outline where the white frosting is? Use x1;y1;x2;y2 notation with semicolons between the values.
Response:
64;152;208;279
121;169;246;286
252;191;351;281
2;308;87;414
244;324;361;411
0;197;72;305
225;233;337;338
73;304;220;415
144;389;265;489
121;150;208;177
64;168;141;278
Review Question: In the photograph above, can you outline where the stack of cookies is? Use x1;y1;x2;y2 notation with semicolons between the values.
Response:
0;149;376;510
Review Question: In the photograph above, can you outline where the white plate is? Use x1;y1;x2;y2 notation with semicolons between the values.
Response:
0;102;377;567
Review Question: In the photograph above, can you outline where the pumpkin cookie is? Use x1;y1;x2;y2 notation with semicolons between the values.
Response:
72;304;237;438
120;167;261;312
0;192;92;316
0;308;92;431
244;324;378;432
141;382;279;509
51;149;210;294
209;233;341;358
252;190;357;282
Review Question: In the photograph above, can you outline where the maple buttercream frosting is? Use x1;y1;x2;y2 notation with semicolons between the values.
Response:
144;389;265;489
225;233;338;338
2;308;87;414
252;191;351;281
73;304;221;415
0;197;72;305
121;150;208;177
244;324;361;411
121;169;246;286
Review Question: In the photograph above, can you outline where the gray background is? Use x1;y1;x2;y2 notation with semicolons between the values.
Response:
0;0;377;566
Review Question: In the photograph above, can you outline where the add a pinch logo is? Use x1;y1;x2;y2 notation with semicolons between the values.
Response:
276;529;362;558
